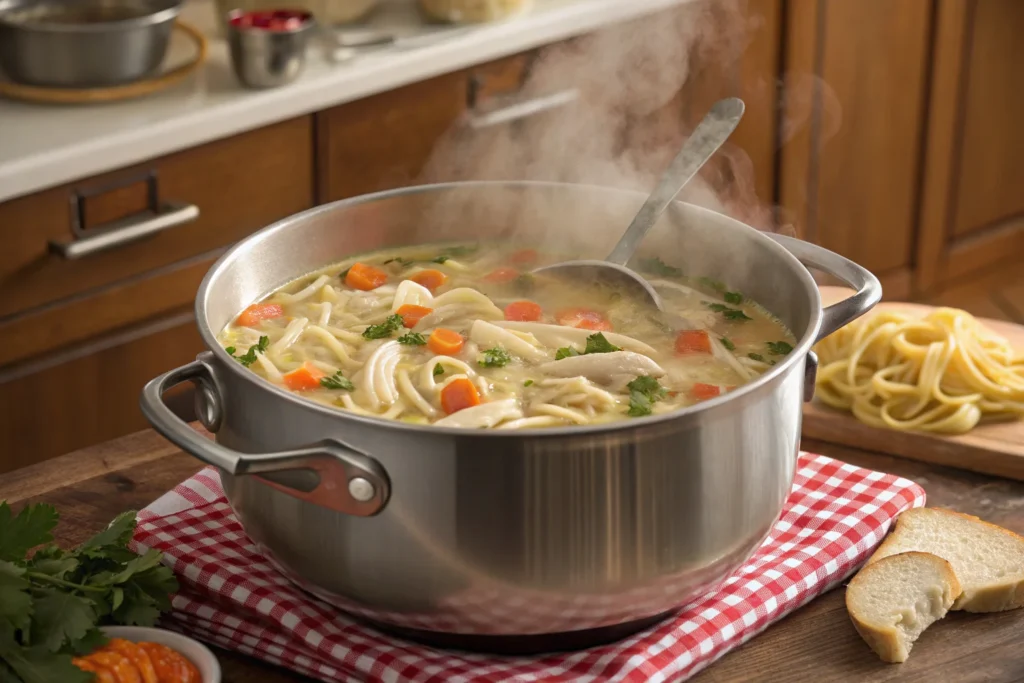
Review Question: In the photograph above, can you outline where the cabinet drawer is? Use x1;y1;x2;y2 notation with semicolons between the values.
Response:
0;116;313;321
0;313;203;473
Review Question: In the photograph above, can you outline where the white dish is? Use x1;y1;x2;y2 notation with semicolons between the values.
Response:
100;626;222;683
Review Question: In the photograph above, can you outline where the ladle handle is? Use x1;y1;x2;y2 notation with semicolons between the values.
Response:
606;97;746;265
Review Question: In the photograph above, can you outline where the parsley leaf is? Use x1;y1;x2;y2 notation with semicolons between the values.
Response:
433;364;445;377
432;256;450;264
382;257;414;267
0;561;31;634
362;314;404;340
397;332;427;346
626;375;668;417
78;511;136;557
627;391;653;417
719;337;735;351
583;333;621;354
698;276;726;292
0;635;92;683
523;380;534;387
320;371;354;391
0;503;58;562
554;346;580;360
638;257;683;277
30;593;95;652
705;303;752;321
767;341;794;356
512;273;535;295
444;245;477;258
748;353;775;365
234;336;269;367
478;347;512;368
724;291;743;305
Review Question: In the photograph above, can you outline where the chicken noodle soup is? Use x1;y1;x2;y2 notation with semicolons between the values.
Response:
217;244;796;428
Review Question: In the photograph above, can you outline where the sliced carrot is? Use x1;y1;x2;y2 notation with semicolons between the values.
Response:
441;378;481;414
484;267;520;283
427;328;464;356
409;269;448;292
103;639;158;683
345;262;388;291
283;362;326;391
138;643;200;683
236;303;284;327
508;248;539;265
555;307;613;332
675;330;712;354
691;383;722;401
74;658;118;683
83;651;141;683
504;300;543;322
396;304;434;328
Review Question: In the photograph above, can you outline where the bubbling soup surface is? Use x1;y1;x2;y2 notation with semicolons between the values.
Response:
217;244;796;429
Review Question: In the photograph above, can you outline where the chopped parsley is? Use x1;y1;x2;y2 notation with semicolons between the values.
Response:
638;257;683;278
512;273;536;295
433;363;445;377
320;371;354;391
523;379;534;387
767;340;794;356
444;245;478;258
626;375;668;417
748;353;776;365
724;291;743;305
382;257;414;267
698;276;726;292
397;332;427;345
229;336;269;367
432;256;450;264
555;346;580;360
705;302;752;321
479;347;512;368
362;314;404;340
719;336;736;351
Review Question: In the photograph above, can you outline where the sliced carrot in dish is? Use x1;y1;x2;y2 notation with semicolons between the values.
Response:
138;642;200;683
236;303;283;327
103;639;158;683
484;267;520;283
283;362;326;391
345;262;388;290
691;383;722;400
675;330;711;354
508;248;539;265
396;304;434;328
83;650;142;683
73;659;117;683
555;307;613;332
504;300;542;322
409;269;448;292
441;378;481;414
427;328;464;356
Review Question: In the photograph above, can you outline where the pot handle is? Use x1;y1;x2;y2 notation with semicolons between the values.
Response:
140;358;390;516
767;234;882;343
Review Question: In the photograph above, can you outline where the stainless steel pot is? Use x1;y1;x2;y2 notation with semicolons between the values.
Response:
140;182;881;646
0;0;181;87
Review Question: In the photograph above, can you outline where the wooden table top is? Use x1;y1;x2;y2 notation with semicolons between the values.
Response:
2;429;1023;683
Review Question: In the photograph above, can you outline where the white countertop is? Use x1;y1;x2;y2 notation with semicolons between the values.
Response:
0;0;690;203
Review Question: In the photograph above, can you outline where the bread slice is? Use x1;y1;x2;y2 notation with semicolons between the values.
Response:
866;508;1024;612
846;551;961;663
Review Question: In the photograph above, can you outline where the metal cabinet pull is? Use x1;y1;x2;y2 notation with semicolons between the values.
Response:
48;171;200;260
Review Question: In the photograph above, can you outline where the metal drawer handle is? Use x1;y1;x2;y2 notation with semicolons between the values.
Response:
467;88;579;129
49;170;199;260
140;354;390;516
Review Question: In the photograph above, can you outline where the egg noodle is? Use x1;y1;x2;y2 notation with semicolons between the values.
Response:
813;307;1024;434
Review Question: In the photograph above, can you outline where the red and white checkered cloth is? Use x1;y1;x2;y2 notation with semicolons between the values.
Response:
131;452;925;682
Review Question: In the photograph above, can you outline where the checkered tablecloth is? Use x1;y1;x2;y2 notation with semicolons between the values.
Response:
131;453;925;682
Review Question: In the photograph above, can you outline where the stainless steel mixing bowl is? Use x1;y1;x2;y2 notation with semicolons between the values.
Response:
0;0;181;87
141;182;881;648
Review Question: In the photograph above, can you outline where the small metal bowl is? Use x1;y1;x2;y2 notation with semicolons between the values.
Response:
0;0;182;88
226;8;314;90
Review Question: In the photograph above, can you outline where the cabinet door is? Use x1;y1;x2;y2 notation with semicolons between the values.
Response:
0;314;202;474
916;0;1024;292
778;0;933;298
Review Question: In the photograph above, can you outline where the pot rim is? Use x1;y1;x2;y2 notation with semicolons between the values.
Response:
196;180;823;438
0;0;181;33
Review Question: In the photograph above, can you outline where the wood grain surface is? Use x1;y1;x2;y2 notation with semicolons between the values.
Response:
804;292;1024;482
1;428;1022;682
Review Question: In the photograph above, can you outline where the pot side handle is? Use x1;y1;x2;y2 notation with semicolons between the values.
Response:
767;233;882;343
140;359;390;516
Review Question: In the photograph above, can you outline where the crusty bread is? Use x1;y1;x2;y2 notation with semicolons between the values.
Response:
866;508;1024;613
846;551;961;663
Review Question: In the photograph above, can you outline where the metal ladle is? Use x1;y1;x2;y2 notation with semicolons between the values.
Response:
533;97;746;325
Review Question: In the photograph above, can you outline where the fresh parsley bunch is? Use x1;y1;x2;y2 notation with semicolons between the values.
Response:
0;503;178;683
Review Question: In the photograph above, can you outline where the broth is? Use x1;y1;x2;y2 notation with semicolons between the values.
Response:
216;244;795;429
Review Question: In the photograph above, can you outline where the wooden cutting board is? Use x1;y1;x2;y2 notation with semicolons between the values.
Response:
802;288;1024;481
